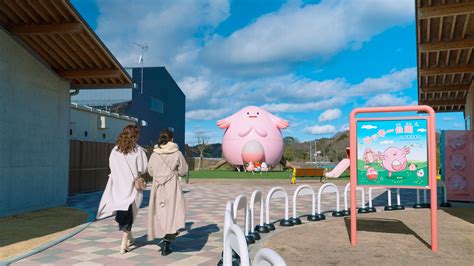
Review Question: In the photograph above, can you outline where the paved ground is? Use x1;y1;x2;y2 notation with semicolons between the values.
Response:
14;179;431;265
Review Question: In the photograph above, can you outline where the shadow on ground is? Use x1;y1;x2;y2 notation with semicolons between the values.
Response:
343;217;431;249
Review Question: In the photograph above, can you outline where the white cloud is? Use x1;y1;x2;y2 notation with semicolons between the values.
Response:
200;0;414;74
417;128;427;132
361;125;377;129
380;140;394;144
186;108;230;120
178;76;211;101
95;0;230;71
304;124;337;135
319;108;342;122
349;68;417;96
262;97;346;113
365;94;416;107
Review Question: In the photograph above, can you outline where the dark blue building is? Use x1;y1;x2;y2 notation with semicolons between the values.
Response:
72;66;186;151
126;67;185;150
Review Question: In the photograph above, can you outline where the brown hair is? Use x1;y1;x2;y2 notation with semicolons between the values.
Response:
158;129;173;148
116;125;139;154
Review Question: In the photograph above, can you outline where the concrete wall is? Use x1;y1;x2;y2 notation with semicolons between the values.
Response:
0;28;70;217
70;105;137;143
126;67;186;151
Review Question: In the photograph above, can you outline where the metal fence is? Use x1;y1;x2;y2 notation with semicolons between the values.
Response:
69;140;115;195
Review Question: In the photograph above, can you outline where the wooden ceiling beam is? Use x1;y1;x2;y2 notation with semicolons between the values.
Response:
419;98;466;106
421;84;470;92
9;23;82;35
419;39;474;52
418;2;474;19
26;0;51;23
419;65;474;75
58;69;121;79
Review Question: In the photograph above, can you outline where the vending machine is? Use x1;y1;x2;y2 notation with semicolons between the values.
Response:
441;130;474;202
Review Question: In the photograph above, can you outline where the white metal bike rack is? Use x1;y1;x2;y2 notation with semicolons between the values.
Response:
343;183;369;215
234;195;254;244
292;185;316;223
224;224;250;266
265;187;293;229
316;183;342;220
253;248;287;266
249;190;266;237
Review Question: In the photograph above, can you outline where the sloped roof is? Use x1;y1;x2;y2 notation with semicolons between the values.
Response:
0;0;132;88
416;0;474;112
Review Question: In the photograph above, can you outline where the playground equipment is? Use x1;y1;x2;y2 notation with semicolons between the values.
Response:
342;183;368;216
265;187;293;229
325;159;350;179
315;183;343;220
291;185;317;224
349;105;439;252
217;106;288;168
233;195;254;244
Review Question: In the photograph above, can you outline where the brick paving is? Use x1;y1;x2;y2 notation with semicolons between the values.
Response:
14;179;428;265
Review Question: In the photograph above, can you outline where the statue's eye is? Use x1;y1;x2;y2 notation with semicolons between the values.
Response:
247;112;249;115
257;112;259;115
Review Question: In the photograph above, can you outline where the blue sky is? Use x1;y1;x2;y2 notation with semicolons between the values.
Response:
72;0;466;145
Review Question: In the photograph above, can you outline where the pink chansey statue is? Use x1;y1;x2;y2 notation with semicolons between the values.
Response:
217;106;288;167
378;146;410;177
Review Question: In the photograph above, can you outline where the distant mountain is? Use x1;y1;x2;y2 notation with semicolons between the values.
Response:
185;143;222;158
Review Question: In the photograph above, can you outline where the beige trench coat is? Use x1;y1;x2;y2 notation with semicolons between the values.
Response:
147;142;188;240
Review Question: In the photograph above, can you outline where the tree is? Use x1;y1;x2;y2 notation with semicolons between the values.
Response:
196;132;210;170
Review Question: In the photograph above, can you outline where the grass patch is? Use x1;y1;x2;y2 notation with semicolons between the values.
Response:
0;207;88;260
189;170;292;179
188;170;350;179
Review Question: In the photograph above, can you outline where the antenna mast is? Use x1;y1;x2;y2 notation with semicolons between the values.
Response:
134;42;148;94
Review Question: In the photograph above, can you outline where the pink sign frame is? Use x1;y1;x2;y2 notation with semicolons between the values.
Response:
349;105;438;252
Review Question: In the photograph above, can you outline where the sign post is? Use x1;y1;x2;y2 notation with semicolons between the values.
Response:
349;105;438;252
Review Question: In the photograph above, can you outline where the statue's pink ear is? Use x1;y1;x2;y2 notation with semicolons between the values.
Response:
402;146;410;155
216;113;238;129
268;113;289;129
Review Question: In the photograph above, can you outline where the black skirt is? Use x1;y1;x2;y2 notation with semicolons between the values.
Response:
115;204;133;231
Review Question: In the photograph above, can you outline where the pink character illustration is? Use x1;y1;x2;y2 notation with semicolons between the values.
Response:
371;134;378;141
449;154;466;170
448;134;467;150
363;148;379;164
364;137;371;145
404;123;413;134
217;106;289;166
408;163;417;171
366;167;378;180
449;175;467;191
378;129;386;137
417;169;424;178
378;146;410;177
395;123;403;134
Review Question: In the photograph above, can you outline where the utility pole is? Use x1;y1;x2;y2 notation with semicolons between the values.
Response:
134;42;148;94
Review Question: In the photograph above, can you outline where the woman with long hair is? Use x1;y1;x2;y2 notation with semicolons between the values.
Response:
97;125;148;254
147;129;188;256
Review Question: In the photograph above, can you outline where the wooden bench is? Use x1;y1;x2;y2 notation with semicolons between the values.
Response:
294;168;326;182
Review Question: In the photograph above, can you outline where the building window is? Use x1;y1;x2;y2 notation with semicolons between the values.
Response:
70;129;73;135
150;98;164;113
102;133;106;139
84;131;88;137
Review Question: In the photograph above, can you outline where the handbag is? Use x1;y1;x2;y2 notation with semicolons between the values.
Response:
123;154;146;191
